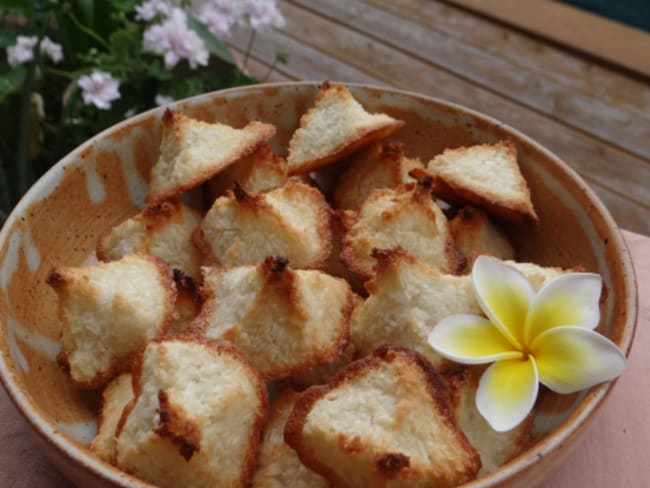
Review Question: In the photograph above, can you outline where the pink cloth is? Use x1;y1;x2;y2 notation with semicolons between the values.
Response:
1;231;648;487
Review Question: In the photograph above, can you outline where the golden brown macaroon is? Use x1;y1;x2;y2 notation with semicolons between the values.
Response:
90;373;134;463
204;143;288;204
190;256;354;380
46;254;176;389
116;336;268;488
446;368;534;476
449;206;515;270
147;110;276;203
288;339;357;391
323;209;365;293
349;248;481;369
97;199;203;279
332;141;421;211
286;83;404;175
251;389;329;488
341;180;464;280
284;345;481;488
426;140;538;225
195;180;332;270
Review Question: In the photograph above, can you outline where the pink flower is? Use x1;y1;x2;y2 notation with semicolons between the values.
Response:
143;8;209;69
6;36;38;67
40;37;63;64
135;0;173;21
77;71;121;110
244;0;284;30
193;0;237;38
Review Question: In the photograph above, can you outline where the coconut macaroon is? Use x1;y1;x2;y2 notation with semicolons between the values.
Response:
196;180;332;269
449;206;515;269
341;180;464;280
426;140;538;225
190;256;354;380
147;109;276;203
332;141;421;210
46;254;176;389
251;389;329;488
286;83;404;175
116;337;268;488
204;143;288;203
506;260;585;292
446;369;533;476
97;200;203;279
285;345;481;487
350;248;481;369
90;374;134;463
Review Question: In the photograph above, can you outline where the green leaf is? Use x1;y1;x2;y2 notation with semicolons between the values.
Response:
0;68;26;102
110;0;139;12
0;31;17;48
186;15;235;65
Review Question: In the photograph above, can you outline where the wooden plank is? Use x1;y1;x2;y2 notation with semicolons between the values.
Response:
290;0;650;161
229;23;650;234
447;0;650;79
230;46;293;83
368;0;650;123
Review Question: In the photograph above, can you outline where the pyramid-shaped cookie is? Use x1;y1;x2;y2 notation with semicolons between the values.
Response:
251;389;328;488
204;143;288;202
196;180;332;269
350;248;481;369
116;337;268;488
427;140;538;225
97;200;203;279
341;181;464;279
147;110;275;203
47;254;176;388
191;257;354;380
286;83;404;175
446;369;533;476
284;345;481;487
332;141;421;210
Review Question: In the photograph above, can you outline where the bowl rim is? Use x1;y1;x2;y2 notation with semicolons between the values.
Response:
0;80;638;487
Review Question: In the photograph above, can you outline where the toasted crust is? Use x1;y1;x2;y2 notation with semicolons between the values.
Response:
116;336;268;488
189;257;354;380
323;209;365;293
251;389;329;488
332;141;421;211
97;199;203;279
147;110;276;203
449;206;515;271
446;368;534;476
349;248;481;369
426;140;538;225
284;345;481;487
90;373;134;464
287;83;404;175
204;143;288;204
341;181;464;279
47;254;176;389
288;339;357;391
196;180;332;270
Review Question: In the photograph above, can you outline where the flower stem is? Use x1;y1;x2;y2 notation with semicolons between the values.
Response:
242;29;256;70
65;9;112;52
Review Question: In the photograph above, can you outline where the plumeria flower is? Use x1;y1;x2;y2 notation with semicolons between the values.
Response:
77;71;121;110
428;255;627;432
143;7;209;69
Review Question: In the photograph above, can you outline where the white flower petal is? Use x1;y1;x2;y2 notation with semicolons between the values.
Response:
472;255;534;350
524;272;602;344
531;326;627;394
476;357;539;432
428;314;523;364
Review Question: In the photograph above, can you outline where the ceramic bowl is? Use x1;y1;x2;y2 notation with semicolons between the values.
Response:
0;82;637;487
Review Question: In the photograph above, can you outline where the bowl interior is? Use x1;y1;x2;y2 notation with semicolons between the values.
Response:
0;82;637;487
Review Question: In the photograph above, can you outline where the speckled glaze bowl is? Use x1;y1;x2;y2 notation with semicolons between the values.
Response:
0;82;637;487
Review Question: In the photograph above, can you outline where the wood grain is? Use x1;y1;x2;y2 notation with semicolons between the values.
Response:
290;0;650;162
447;0;650;79
368;0;650;123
